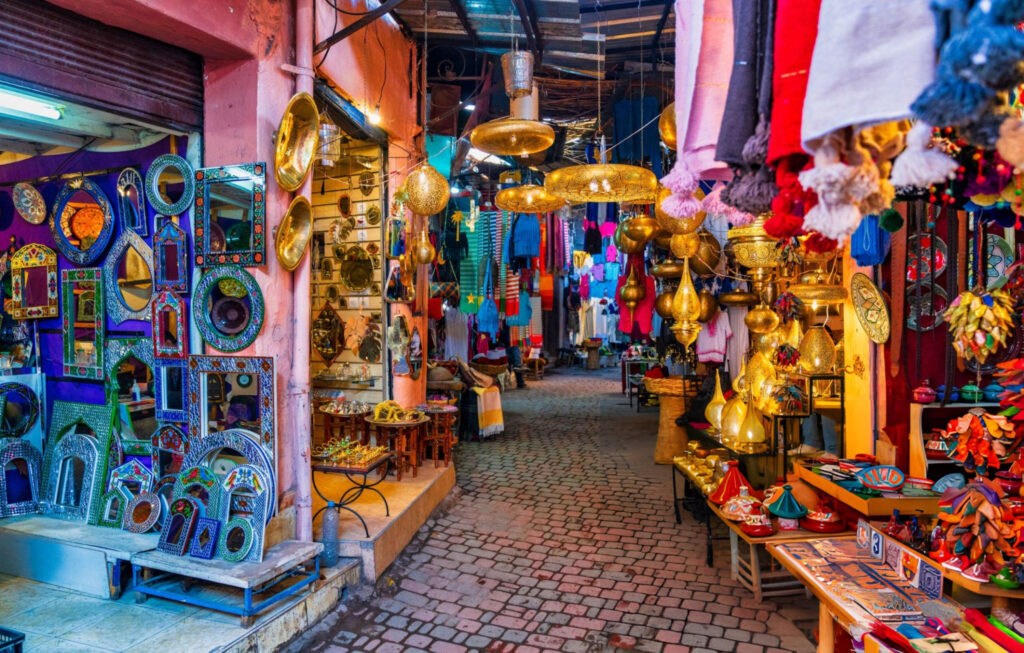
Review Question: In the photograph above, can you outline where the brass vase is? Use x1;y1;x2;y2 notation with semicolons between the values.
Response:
412;229;436;265
704;371;727;434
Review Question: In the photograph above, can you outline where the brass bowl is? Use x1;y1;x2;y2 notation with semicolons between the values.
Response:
650;261;686;278
622;215;660;243
690;229;722;275
274;92;319;192
659;102;676;150
789;270;848;305
718;290;759;307
745;304;781;334
495;184;566;213
470;118;555;156
727;214;779;269
275;195;313;271
546;163;658;204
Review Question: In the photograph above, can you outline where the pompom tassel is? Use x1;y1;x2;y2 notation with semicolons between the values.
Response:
890;122;958;187
729;210;756;227
911;76;995;127
968;0;1024;27
861;178;896;216
960;102;1014;147
946;26;1024;90
722;167;778;215
741;115;771;165
764;212;805;239
701;182;732;215
997;116;1024;169
661;158;698;195
803;232;839;253
802;202;863;244
660;192;702;220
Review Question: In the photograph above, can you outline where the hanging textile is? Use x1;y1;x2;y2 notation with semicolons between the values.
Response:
849;214;891;267
529;295;543;340
443;304;470;360
472;386;504;437
539;273;554;310
477;264;500;337
613;96;663;176
459;221;484;314
505;272;520;316
497;211;508;306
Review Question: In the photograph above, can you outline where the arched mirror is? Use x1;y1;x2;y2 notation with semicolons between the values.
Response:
389;314;411;375
312;302;344;366
117;168;148;236
104;230;154;323
152;291;187;359
157;496;199;556
11;244;58;320
195;163;267;267
104;339;156;440
50;178;115;265
0;439;42;518
155;360;187;423
193;267;265;352
409;327;423;380
145;154;195;216
62;269;104;379
154;220;188;294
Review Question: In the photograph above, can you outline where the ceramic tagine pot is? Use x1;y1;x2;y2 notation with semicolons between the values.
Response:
765;484;808;531
960;384;984;402
721;486;762;521
741;510;775;537
708;461;753;506
800;500;846;534
912;380;937;404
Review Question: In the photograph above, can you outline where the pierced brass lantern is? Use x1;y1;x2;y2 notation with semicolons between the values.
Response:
405;163;450;216
470;118;555;157
495;184;567;213
545;164;658;204
274;92;320;192
659;102;677;150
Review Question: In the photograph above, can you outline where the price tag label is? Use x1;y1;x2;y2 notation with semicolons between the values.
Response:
357;230;367;242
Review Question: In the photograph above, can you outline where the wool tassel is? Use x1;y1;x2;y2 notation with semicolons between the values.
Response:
890;122;958;187
961;102;1015;147
741;116;772;166
661;157;699;195
911;76;995;127
802;202;864;243
723;166;778;215
660;192;702;220
702;182;755;225
968;0;1024;26
997;116;1024;170
799;142;877;244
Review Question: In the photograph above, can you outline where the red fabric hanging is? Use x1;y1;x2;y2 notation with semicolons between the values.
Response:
539;273;554;310
766;0;821;165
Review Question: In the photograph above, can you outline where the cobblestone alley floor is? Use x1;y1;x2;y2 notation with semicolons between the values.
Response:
288;368;816;653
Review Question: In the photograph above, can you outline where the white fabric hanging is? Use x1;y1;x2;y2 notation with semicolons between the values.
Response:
443;305;470;361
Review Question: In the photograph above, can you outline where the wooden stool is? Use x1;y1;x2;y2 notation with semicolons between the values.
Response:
367;417;427;481
524;357;545;379
419;409;457;468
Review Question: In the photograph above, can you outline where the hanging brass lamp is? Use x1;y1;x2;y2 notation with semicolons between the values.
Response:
690;229;722;276
704;371;727;435
621;214;660;243
405;162;450;215
736;396;769;454
654;290;675;318
799;326;837;374
728;213;779;294
545;163;658;204
789;269;848;308
659;102;676;150
619;267;644;319
494;184;567;213
670;258;703;346
470;118;556;157
613;222;646;255
412;228;436;265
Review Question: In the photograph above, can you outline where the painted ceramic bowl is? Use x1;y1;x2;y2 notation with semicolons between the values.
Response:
855;465;905;491
983;383;1004;402
960;384;984;402
722;488;762;521
936;385;959;402
933;473;967;493
741;513;775;537
800;510;846;533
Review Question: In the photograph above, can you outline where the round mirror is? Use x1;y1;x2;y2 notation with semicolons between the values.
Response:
117;246;153;311
193;267;265;352
132;501;152;523
146;154;195;216
0;383;39;438
225;525;246;552
124;492;161;533
50;178;115;265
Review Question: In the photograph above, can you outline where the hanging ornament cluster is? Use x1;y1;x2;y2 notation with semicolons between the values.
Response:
771;291;804;323
943;289;1014;364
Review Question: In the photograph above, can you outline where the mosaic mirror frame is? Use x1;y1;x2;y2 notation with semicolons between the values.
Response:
107;459;155;494
157;496;202;556
103;230;155;324
0;438;42;518
218;516;258;562
104;338;155;406
151;424;188;478
220;464;269;561
117;167;148;237
189;517;221;559
183;429;275;523
0;382;40;439
123;491;162;533
61;268;104;379
41;402;115;523
152;474;177;531
172;465;222;517
187;357;277;460
152;291;188;359
11;243;58;320
97;485;133;528
194;162;267;267
49;177;116;265
154;359;188;423
145;154;195;217
192;266;264;353
153;220;189;294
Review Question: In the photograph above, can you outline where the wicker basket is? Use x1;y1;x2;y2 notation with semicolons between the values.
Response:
643;377;686;397
470;361;509;377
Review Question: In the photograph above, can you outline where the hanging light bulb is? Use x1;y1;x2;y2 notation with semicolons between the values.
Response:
368;104;382;125
799;326;836;374
619;267;644;320
704;371;727;435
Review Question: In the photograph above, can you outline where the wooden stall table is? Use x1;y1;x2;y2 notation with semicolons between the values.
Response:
794;463;940;517
707;502;853;603
416;404;458;468
365;416;429;481
645;377;690;463
318;406;371;445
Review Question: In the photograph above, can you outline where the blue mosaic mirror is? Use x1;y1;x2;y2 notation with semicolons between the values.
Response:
117;167;148;237
50;178;115;265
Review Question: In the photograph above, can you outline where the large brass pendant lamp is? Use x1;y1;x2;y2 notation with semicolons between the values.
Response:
471;118;555;157
545;160;658;204
494;184;567;213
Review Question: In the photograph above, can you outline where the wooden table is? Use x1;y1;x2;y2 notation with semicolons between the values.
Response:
365;416;428;481
620;358;658;393
708;502;852;603
416;404;458;468
318;407;371;445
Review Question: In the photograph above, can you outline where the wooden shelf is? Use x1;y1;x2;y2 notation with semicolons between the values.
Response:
793;463;940;517
908;402;999;478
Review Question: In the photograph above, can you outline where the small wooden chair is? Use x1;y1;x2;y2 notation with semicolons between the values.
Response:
524;357;546;379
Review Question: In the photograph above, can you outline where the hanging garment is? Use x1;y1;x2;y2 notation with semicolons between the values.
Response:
695;310;733;363
443;305;470;361
477;265;500;337
583;213;602;254
850;214;891;267
579;274;590;301
613;96;663;176
459;220;484;314
726;306;749;376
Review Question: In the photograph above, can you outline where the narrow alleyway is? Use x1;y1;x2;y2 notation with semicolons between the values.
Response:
289;369;815;653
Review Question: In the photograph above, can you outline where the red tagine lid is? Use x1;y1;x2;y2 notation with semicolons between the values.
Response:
708;461;753;505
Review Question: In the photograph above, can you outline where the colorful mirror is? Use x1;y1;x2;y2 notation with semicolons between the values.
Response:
312;302;345;366
183;429;276;523
146;154;195;216
62;268;104;379
0;439;42;518
117;168;148;237
389;314;411;375
123;492;161;533
193;267;264;352
50;178;115;265
190;517;222;559
104;339;155;439
152;291;187;359
409;327;423;380
154;359;188;423
195;162;267;267
154;219;189;294
157;496;201;555
103;230;154;324
187;356;276;456
11;243;58;320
